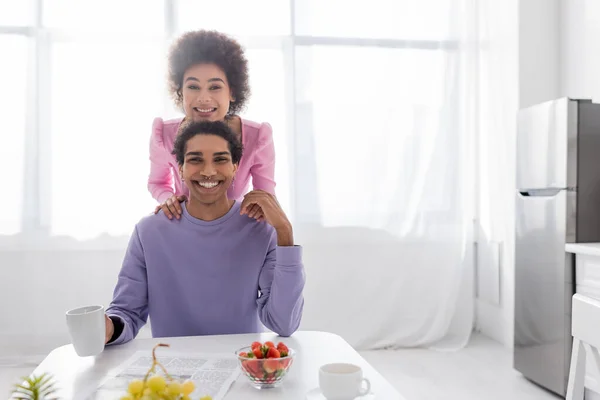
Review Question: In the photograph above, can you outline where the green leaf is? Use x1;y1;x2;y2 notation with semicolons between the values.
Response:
11;372;60;400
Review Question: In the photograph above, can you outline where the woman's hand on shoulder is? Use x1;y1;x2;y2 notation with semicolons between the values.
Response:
154;194;187;220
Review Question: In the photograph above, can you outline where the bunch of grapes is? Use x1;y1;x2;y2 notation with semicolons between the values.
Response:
119;343;212;400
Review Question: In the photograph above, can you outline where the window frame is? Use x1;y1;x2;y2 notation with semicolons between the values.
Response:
0;0;461;238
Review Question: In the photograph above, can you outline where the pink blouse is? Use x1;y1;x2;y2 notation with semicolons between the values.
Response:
147;117;276;203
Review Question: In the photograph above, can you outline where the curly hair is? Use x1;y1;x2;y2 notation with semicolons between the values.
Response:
172;120;244;166
167;30;250;116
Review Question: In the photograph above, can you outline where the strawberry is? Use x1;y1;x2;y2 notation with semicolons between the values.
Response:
280;357;292;369
264;341;275;348
241;359;251;371
261;345;270;358
252;347;264;359
251;366;265;379
239;351;248;358
276;342;289;357
263;359;279;374
245;359;263;379
267;347;281;359
251;341;262;350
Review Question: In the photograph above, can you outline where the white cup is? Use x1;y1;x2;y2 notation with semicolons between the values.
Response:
65;305;105;357
319;363;371;400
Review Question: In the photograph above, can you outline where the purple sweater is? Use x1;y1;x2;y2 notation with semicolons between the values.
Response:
106;201;305;345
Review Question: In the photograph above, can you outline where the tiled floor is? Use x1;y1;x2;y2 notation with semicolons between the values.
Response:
0;334;561;399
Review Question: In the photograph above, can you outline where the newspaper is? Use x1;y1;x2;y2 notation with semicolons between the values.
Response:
85;351;240;400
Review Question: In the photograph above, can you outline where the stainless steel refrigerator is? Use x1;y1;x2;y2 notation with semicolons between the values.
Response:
514;97;600;396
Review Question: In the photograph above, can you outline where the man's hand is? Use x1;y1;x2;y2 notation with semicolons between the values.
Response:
105;314;114;344
240;191;293;246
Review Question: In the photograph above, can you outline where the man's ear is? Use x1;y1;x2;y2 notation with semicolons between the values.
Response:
179;166;184;180
233;163;238;175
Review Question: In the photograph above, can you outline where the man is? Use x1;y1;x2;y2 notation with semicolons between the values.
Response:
104;120;304;345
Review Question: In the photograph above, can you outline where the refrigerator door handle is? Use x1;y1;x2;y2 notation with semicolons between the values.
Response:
519;188;564;197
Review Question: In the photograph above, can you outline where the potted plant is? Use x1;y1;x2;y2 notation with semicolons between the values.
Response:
11;373;59;400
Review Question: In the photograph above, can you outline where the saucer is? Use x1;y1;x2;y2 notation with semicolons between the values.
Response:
305;387;376;400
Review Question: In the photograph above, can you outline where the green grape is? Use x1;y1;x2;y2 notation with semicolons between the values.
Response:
167;381;182;396
137;387;161;400
147;375;166;392
119;344;215;400
128;379;145;395
181;380;195;395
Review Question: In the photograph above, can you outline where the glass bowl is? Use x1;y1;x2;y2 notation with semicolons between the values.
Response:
235;345;296;389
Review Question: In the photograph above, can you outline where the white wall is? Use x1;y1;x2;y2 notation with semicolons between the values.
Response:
475;0;562;347
561;0;598;101
561;0;589;100
519;0;562;108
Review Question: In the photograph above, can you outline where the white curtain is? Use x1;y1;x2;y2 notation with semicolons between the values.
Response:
0;0;517;354
293;0;477;350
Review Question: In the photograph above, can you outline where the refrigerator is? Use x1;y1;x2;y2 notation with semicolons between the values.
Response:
514;97;600;396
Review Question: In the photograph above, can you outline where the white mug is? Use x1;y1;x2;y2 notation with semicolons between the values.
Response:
319;363;371;400
65;305;105;357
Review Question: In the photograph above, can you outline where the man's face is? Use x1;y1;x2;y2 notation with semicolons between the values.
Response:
179;134;237;205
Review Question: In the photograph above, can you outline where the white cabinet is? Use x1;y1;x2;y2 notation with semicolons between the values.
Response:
566;243;600;400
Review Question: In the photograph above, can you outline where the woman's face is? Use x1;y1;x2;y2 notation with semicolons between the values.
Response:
181;63;235;122
179;134;237;205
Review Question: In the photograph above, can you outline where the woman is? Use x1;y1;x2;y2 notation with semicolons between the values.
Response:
149;30;275;220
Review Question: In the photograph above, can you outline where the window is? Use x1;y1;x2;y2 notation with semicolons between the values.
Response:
0;35;28;235
0;0;460;240
295;0;455;40
243;48;291;219
43;0;164;33
49;39;165;237
0;1;32;26
294;46;457;227
176;0;290;36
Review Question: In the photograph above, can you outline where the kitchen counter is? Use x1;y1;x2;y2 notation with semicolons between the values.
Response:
566;242;600;257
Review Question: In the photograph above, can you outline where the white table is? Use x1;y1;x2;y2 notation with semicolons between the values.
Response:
29;331;403;399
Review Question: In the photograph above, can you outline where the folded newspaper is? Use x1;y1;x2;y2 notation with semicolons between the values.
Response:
85;351;240;400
